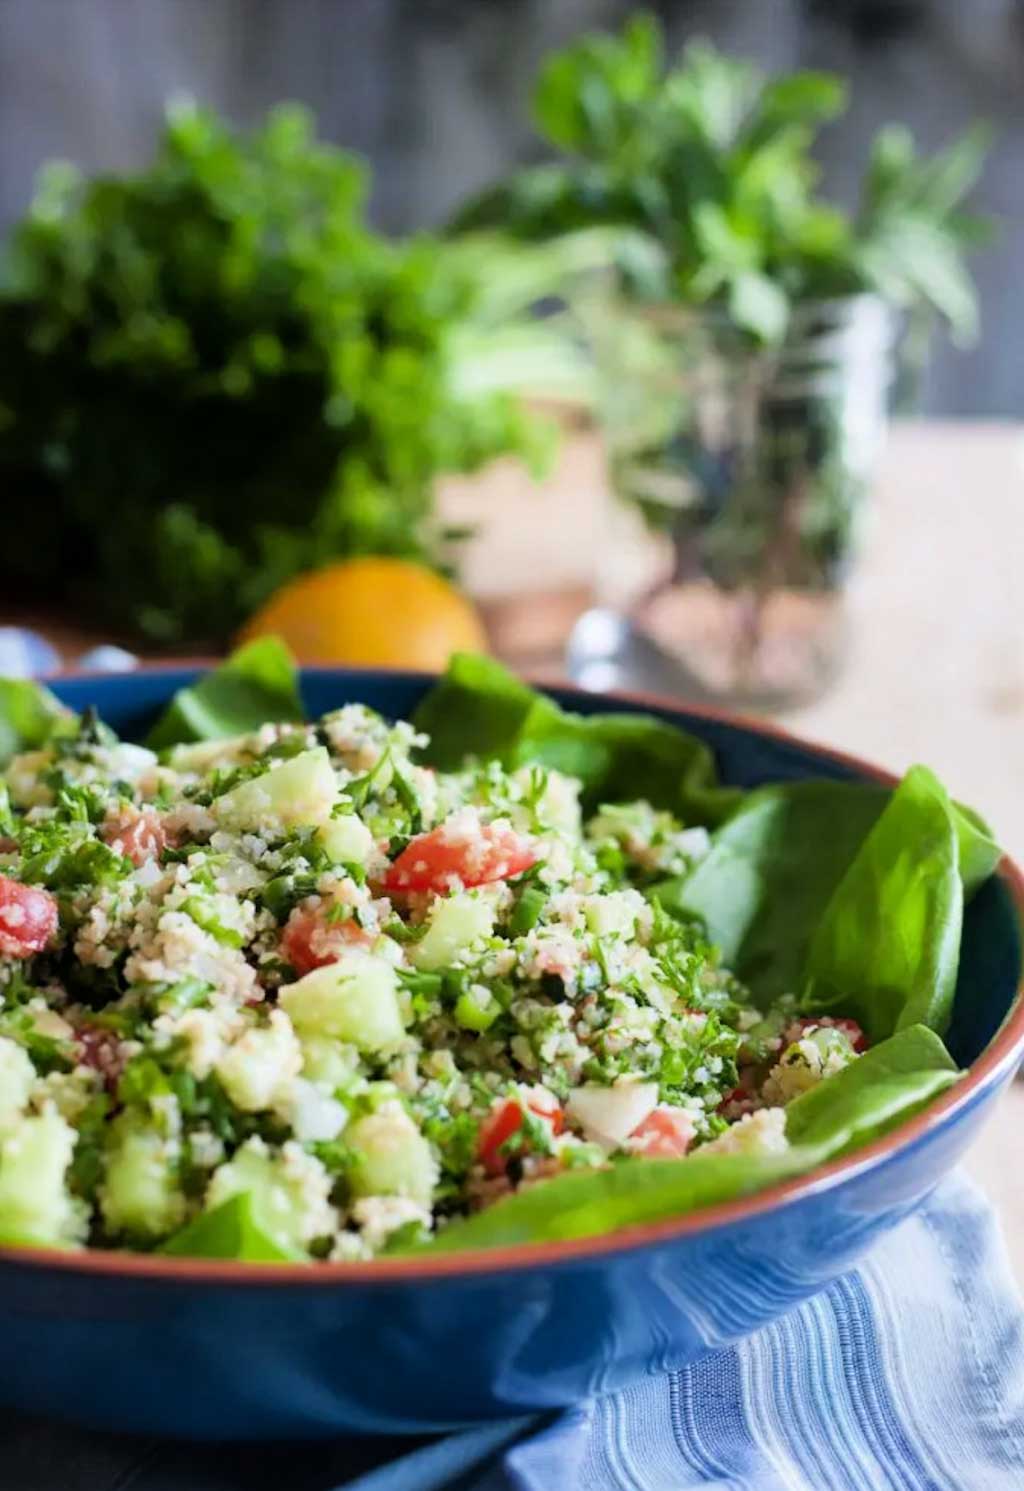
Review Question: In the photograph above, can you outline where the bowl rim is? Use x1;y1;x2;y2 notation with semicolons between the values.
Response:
3;662;1022;1286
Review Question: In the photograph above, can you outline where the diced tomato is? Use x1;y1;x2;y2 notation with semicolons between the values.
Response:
383;820;537;895
103;808;167;868
0;875;58;958
477;1100;524;1177
75;1026;125;1090
787;1015;867;1053
477;1090;564;1177
629;1106;695;1159
281;904;373;976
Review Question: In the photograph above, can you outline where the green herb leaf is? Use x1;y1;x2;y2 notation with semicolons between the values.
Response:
727;269;788;342
18;823;132;891
423;1146;807;1252
532;12;661;154
260;870;321;924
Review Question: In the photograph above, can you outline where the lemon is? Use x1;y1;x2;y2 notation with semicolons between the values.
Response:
240;558;488;670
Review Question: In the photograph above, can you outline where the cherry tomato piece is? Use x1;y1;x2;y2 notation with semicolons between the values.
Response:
103;809;167;868
0;875;58;958
281;905;372;976
383;820;536;895
477;1091;564;1176
629;1106;695;1159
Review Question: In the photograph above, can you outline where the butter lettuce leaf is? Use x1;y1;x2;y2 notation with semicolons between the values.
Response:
421;1025;958;1253
653;774;998;1008
159;1192;304;1263
0;679;69;768
783;1023;958;1154
146;637;303;750
413;652;740;824
652;781;887;1001
803;766;974;1043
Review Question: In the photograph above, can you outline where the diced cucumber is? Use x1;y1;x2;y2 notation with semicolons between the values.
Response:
348;1105;438;1207
317;813;375;866
106;742;158;783
214;1010;302;1113
0;1109;84;1247
285;1078;348;1143
279;955;406;1052
167;735;250;772
583;891;641;939
7;749;55;808
212;748;338;833
99;1113;186;1241
410;894;495;972
299;1034;363;1089
206;1137;335;1254
454;985;500;1033
0;1037;35;1128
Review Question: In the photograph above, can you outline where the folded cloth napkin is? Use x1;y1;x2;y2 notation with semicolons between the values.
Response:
3;1173;1023;1491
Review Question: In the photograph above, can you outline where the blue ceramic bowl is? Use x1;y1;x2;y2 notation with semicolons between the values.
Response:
1;666;1021;1441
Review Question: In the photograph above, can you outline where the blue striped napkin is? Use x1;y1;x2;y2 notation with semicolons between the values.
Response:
4;1174;1023;1490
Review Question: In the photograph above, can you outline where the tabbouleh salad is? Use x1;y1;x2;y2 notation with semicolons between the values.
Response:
0;676;870;1263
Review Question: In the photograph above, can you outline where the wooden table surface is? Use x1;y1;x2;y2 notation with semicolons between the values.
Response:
21;417;1024;1282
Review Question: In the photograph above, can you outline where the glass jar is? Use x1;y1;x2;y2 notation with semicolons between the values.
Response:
578;292;895;707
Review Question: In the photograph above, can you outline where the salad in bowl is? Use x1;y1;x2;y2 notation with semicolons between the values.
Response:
0;644;1001;1265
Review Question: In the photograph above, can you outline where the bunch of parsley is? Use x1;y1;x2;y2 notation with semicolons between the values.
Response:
0;104;549;643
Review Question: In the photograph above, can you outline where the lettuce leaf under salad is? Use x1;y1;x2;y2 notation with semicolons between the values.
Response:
0;644;1001;1260
0;678;70;768
145;637;304;750
411;650;742;825
424;1026;958;1252
159;1193;304;1263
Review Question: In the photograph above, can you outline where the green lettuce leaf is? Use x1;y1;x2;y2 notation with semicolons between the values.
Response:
652;776;999;1007
423;1146;807;1251
951;801;1001;895
159;1192;304;1262
652;781;888;1001
783;1023;958;1154
0;679;69;767
146;637;303;750
420;1024;958;1253
413;653;740;824
802;766;971;1043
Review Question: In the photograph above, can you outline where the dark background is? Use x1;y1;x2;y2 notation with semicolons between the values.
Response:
2;0;1021;415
